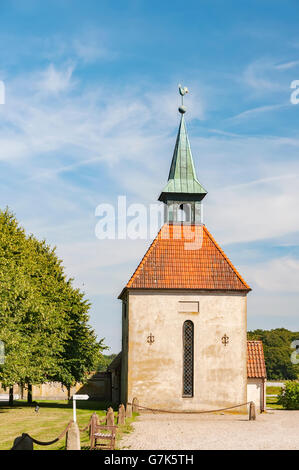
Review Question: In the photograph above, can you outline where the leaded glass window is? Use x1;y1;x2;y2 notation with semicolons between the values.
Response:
183;320;194;397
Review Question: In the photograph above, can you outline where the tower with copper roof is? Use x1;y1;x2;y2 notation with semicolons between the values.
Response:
158;87;207;224
116;87;252;412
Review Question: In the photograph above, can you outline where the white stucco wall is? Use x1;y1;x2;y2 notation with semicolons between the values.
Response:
247;378;266;411
122;289;248;412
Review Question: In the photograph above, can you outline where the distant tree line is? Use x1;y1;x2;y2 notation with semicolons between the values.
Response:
0;209;105;405
248;328;299;380
97;354;117;372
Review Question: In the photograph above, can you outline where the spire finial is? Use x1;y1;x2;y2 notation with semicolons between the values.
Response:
178;84;189;114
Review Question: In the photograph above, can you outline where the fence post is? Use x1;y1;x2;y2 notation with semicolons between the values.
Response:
117;404;125;425
106;407;115;427
126;403;132;418
132;397;139;413
249;401;256;421
66;421;81;450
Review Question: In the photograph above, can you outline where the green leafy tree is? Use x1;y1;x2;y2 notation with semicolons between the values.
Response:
0;209;105;404
248;328;299;380
97;353;117;372
0;210;57;401
277;381;299;409
53;284;107;392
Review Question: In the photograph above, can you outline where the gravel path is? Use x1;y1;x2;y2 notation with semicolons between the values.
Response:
121;410;299;450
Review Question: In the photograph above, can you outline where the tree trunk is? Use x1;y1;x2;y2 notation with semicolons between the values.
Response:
9;387;14;406
27;384;32;404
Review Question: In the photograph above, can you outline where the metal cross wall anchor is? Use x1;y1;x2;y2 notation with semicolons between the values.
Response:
222;334;229;346
147;333;155;345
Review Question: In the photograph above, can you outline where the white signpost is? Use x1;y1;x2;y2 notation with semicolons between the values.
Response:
72;394;89;423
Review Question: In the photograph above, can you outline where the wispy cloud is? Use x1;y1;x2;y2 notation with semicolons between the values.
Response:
221;173;297;191
72;29;114;63
235;58;299;100
56;238;150;295
37;64;75;94
275;60;299;70
226;103;287;123
242;60;285;93
1;28;299;347
245;257;299;293
207;171;299;245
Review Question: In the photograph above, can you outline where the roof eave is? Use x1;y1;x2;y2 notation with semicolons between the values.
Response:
248;375;267;379
119;286;251;297
158;190;207;203
118;287;127;299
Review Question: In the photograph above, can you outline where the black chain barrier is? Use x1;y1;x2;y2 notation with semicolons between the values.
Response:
127;401;252;414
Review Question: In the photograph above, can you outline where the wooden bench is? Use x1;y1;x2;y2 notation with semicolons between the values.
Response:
91;425;117;450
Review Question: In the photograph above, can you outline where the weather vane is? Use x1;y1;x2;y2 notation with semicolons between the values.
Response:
178;84;189;114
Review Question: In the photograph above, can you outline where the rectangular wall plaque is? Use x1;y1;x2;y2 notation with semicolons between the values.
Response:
178;301;199;314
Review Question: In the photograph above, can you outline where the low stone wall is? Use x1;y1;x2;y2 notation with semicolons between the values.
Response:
0;372;111;401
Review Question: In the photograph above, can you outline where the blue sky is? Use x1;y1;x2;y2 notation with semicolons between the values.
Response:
0;0;299;352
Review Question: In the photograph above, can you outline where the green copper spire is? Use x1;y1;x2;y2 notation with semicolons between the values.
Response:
160;114;207;196
158;86;207;202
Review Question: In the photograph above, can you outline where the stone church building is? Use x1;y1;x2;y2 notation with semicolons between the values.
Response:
115;91;266;412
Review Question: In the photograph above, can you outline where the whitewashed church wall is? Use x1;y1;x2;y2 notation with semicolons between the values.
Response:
125;289;248;412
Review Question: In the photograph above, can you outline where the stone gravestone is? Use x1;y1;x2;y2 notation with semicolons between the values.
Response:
132;397;139;413
106;407;115;427
117;404;125;425
126;403;132;418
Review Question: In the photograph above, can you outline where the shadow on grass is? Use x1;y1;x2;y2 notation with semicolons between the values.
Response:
0;399;119;412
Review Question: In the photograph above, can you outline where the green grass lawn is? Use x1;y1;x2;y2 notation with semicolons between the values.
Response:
266;384;283;409
266;386;282;395
0;400;136;450
266;396;283;410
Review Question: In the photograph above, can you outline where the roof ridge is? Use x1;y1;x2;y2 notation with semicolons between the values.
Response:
202;226;251;291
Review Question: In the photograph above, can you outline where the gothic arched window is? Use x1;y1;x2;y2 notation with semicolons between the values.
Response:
183;320;194;397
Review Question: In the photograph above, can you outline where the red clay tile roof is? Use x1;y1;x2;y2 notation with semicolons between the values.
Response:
126;224;250;291
247;340;267;378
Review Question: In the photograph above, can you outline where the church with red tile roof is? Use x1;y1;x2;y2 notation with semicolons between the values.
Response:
116;86;266;412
